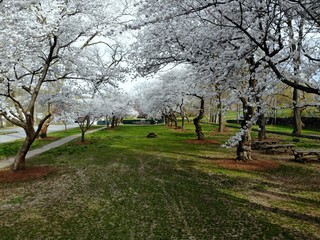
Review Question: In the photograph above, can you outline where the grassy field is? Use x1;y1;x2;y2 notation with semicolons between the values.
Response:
225;123;320;149
226;122;320;136
1;123;320;239
0;125;101;160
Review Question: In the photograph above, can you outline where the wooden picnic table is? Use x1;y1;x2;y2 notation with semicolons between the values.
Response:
293;149;320;163
251;140;278;150
262;144;295;154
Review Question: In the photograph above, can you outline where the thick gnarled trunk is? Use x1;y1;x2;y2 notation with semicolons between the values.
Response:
236;104;254;161
236;56;256;161
236;129;252;161
11;113;51;171
12;136;34;171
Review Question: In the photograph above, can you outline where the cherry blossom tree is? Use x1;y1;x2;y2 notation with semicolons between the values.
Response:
139;72;186;129
130;0;294;160
0;0;129;171
73;98;106;142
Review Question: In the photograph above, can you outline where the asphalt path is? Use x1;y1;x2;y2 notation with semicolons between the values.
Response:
0;123;78;143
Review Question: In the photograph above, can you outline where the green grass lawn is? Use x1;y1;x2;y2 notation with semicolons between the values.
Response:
255;124;320;136
1;123;320;239
226;122;320;136
0;125;101;160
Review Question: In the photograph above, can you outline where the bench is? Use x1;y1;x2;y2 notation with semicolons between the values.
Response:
263;144;295;154
293;149;320;163
251;140;278;150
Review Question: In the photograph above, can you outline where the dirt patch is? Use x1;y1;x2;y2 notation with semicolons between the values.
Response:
167;126;183;131
215;159;279;171
186;139;221;145
0;166;59;183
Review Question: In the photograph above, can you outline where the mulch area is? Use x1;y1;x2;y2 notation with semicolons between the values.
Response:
215;159;280;171
0;166;59;183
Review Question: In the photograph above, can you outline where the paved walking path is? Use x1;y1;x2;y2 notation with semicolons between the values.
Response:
0;127;106;170
0;124;79;143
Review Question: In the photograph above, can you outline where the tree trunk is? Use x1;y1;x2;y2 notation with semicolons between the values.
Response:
236;101;254;161
236;55;256;161
194;118;205;140
172;117;178;129
106;115;110;128
236;104;241;123
209;110;215;123
77;115;92;143
193;96;205;140
180;99;185;130
185;114;190;123
292;87;302;135
165;115;170;126
169;110;178;129
218;93;224;133
181;112;185;130
209;97;215;123
111;115;116;128
236;128;252;161
288;18;304;135
0;115;4;128
11;136;34;171
39;118;51;138
257;113;267;140
81;130;85;142
218;110;224;133
11;111;38;171
11;112;42;171
257;97;267;140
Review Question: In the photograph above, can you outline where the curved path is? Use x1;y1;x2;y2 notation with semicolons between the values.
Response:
0;124;79;143
0;127;106;170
